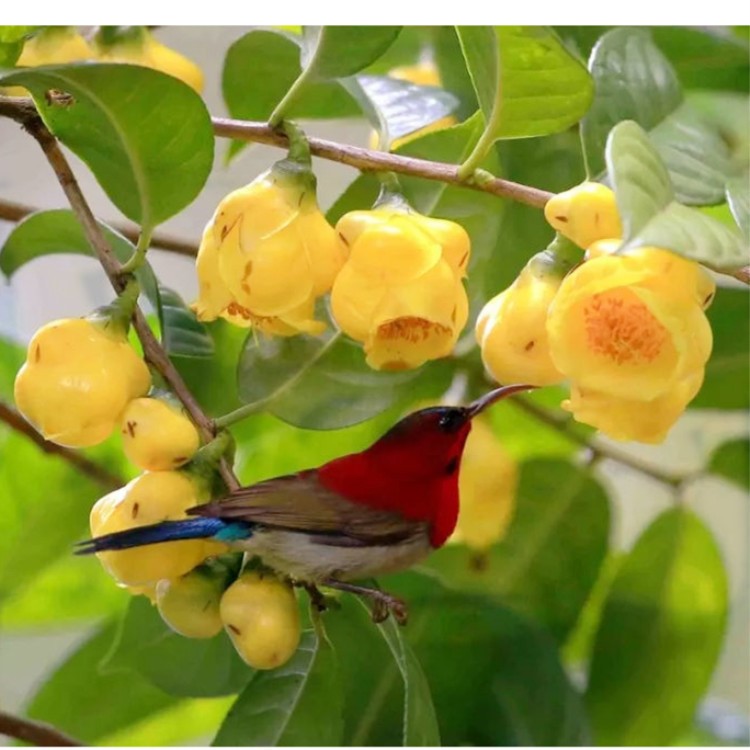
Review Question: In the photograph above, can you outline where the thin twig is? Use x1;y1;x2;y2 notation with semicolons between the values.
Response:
0;401;123;490
211;116;553;209
0;709;82;747
1;99;238;491
510;395;686;488
0;197;198;256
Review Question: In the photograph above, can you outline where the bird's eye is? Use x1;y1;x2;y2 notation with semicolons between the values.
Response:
438;410;466;433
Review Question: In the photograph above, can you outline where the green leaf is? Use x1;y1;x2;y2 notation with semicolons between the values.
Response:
708;438;750;489
159;285;214;358
433;26;479;120
0;209;160;312
104;596;250;698
213;626;343;746
24;621;178;743
221;29;359;161
692;289;750;409
426;459;610;641
0;25;38;43
299;26;401;80
727;173;750;241
343;74;458;149
236;326;451;431
387;572;590;745
0;64;214;229
581;28;736;205
373;603;441;746
585;508;729;745
606;121;748;270
456;26;593;139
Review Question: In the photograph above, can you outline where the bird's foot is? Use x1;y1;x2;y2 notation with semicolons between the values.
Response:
294;581;339;613
322;578;409;626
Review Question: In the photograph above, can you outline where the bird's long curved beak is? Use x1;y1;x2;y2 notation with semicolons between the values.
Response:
468;384;536;417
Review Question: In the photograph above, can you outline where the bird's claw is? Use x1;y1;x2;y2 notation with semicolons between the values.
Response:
369;593;408;626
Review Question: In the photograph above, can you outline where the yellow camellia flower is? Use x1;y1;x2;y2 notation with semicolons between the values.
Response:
193;167;347;336
121;395;200;471
90;471;218;586
14;318;150;447
94;27;203;93
547;245;714;441
3;27;92;96
331;205;470;370
544;182;622;249
451;419;518;551
476;252;567;386
220;570;301;670
370;61;457;150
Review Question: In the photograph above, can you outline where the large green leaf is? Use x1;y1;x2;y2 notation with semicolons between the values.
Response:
103;596;251;698
708;437;750;489
726;173;750;241
581;28;736;205
213;626;343;746
692;289;750;410
585;508;729;745
343;74;458;150
221;29;359;161
24;621;178;743
299;26;401;80
374;604;441;746
606;121;748;270
0;210;213;357
456;26;593;139
0;64;214;229
236;325;452;431
426;459;610;641
387;572;590;745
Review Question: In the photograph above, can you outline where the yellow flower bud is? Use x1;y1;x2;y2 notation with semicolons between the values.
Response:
331;206;470;370
220;570;301;670
90;471;212;586
14;318;150;447
476;257;566;386
369;62;458;150
547;248;713;404
156;567;226;639
95;28;203;93
121;396;200;471
563;369;704;444
544;182;622;249
193;168;346;337
451;419;518;550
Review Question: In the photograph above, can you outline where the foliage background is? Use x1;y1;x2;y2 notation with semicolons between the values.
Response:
0;25;748;746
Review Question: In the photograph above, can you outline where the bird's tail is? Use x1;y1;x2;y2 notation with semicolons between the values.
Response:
75;518;252;555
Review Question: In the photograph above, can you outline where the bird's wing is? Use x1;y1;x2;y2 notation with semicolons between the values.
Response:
189;472;422;544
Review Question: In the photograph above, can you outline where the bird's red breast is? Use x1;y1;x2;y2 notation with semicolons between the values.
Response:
317;420;472;547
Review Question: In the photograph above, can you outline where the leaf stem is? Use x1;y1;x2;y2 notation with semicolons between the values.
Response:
119;229;152;274
267;64;318;127
457;118;501;181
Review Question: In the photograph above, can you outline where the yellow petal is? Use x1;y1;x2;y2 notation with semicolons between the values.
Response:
563;370;704;444
416;215;471;277
331;264;387;342
193;221;234;321
298;211;349;295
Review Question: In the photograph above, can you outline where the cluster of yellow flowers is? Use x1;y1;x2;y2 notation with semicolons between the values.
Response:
477;182;715;443
13;304;300;670
4;26;202;94
194;163;471;372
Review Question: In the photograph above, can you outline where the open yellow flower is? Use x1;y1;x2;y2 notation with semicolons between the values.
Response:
331;205;470;370
451;419;518;551
476;252;566;386
544;182;622;249
547;247;713;403
193;167;347;336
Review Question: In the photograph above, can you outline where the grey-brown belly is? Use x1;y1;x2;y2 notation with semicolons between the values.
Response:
235;528;432;582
